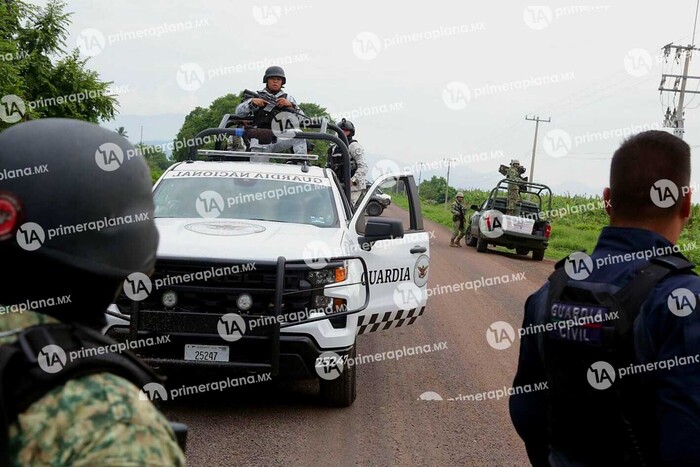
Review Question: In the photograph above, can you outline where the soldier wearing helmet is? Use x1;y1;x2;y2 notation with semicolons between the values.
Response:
450;192;466;247
0;119;185;465
328;118;368;205
235;65;307;155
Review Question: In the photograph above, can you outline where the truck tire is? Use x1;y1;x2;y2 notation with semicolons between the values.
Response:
465;230;477;247
319;344;357;407
532;249;545;261
366;201;383;217
476;236;488;253
516;248;529;255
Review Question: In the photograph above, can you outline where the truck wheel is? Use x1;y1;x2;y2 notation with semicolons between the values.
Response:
319;345;357;407
476;236;488;253
516;248;529;255
532;249;545;261
366;201;383;217
465;230;477;247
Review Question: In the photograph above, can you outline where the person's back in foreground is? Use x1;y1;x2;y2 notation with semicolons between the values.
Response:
510;130;700;466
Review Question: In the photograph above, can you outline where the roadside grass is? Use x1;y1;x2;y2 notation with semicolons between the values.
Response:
390;191;700;265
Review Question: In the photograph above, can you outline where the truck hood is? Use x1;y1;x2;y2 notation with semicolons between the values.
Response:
154;218;345;262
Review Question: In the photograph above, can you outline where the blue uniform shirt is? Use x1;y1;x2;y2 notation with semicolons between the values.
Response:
510;226;700;466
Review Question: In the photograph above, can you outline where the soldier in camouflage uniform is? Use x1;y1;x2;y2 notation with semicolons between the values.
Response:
2;312;185;466
505;160;523;216
0;119;185;466
450;192;466;247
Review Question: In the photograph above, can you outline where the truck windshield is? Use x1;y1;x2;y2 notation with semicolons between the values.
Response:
153;176;338;227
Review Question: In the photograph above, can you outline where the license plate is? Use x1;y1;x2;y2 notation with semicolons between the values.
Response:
184;344;229;362
502;215;535;235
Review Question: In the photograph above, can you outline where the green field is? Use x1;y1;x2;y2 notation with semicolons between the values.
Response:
390;190;700;265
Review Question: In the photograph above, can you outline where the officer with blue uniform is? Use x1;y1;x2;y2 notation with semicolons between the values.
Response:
509;131;700;466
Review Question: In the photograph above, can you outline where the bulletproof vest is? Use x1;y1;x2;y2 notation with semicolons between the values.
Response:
540;254;695;466
252;90;288;129
0;323;167;465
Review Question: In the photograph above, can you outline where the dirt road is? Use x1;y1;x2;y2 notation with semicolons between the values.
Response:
165;206;555;466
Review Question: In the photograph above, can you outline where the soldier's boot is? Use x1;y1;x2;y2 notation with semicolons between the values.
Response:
450;238;457;247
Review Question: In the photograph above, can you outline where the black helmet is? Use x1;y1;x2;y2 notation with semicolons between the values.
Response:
338;118;355;137
0;118;158;280
263;65;286;85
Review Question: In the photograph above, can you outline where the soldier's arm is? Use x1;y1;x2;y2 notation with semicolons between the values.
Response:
509;289;550;467
12;374;185;467
350;144;368;183
235;99;255;117
287;95;304;114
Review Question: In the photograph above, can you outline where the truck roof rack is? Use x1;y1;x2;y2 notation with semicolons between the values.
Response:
186;126;353;200
197;150;319;161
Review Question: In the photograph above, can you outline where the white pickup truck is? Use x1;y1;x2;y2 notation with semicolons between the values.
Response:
104;128;430;406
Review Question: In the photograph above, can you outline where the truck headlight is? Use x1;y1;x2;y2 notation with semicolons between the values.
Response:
306;264;347;285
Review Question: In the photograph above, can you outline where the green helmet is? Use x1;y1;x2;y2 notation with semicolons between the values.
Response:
263;65;286;85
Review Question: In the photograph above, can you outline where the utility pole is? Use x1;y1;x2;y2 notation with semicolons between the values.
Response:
659;0;700;139
659;44;700;139
443;158;456;209
525;115;550;183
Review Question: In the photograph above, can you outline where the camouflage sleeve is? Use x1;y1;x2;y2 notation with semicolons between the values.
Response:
349;142;367;184
287;94;305;115
451;202;460;216
235;99;254;117
10;373;185;467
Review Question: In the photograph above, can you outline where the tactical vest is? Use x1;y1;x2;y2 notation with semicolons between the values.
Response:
329;139;358;181
252;90;288;129
540;254;695;466
0;323;185;464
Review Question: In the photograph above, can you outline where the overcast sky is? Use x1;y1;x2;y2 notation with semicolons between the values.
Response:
40;0;700;196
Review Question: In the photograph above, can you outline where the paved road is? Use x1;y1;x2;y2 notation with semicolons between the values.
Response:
164;206;556;466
